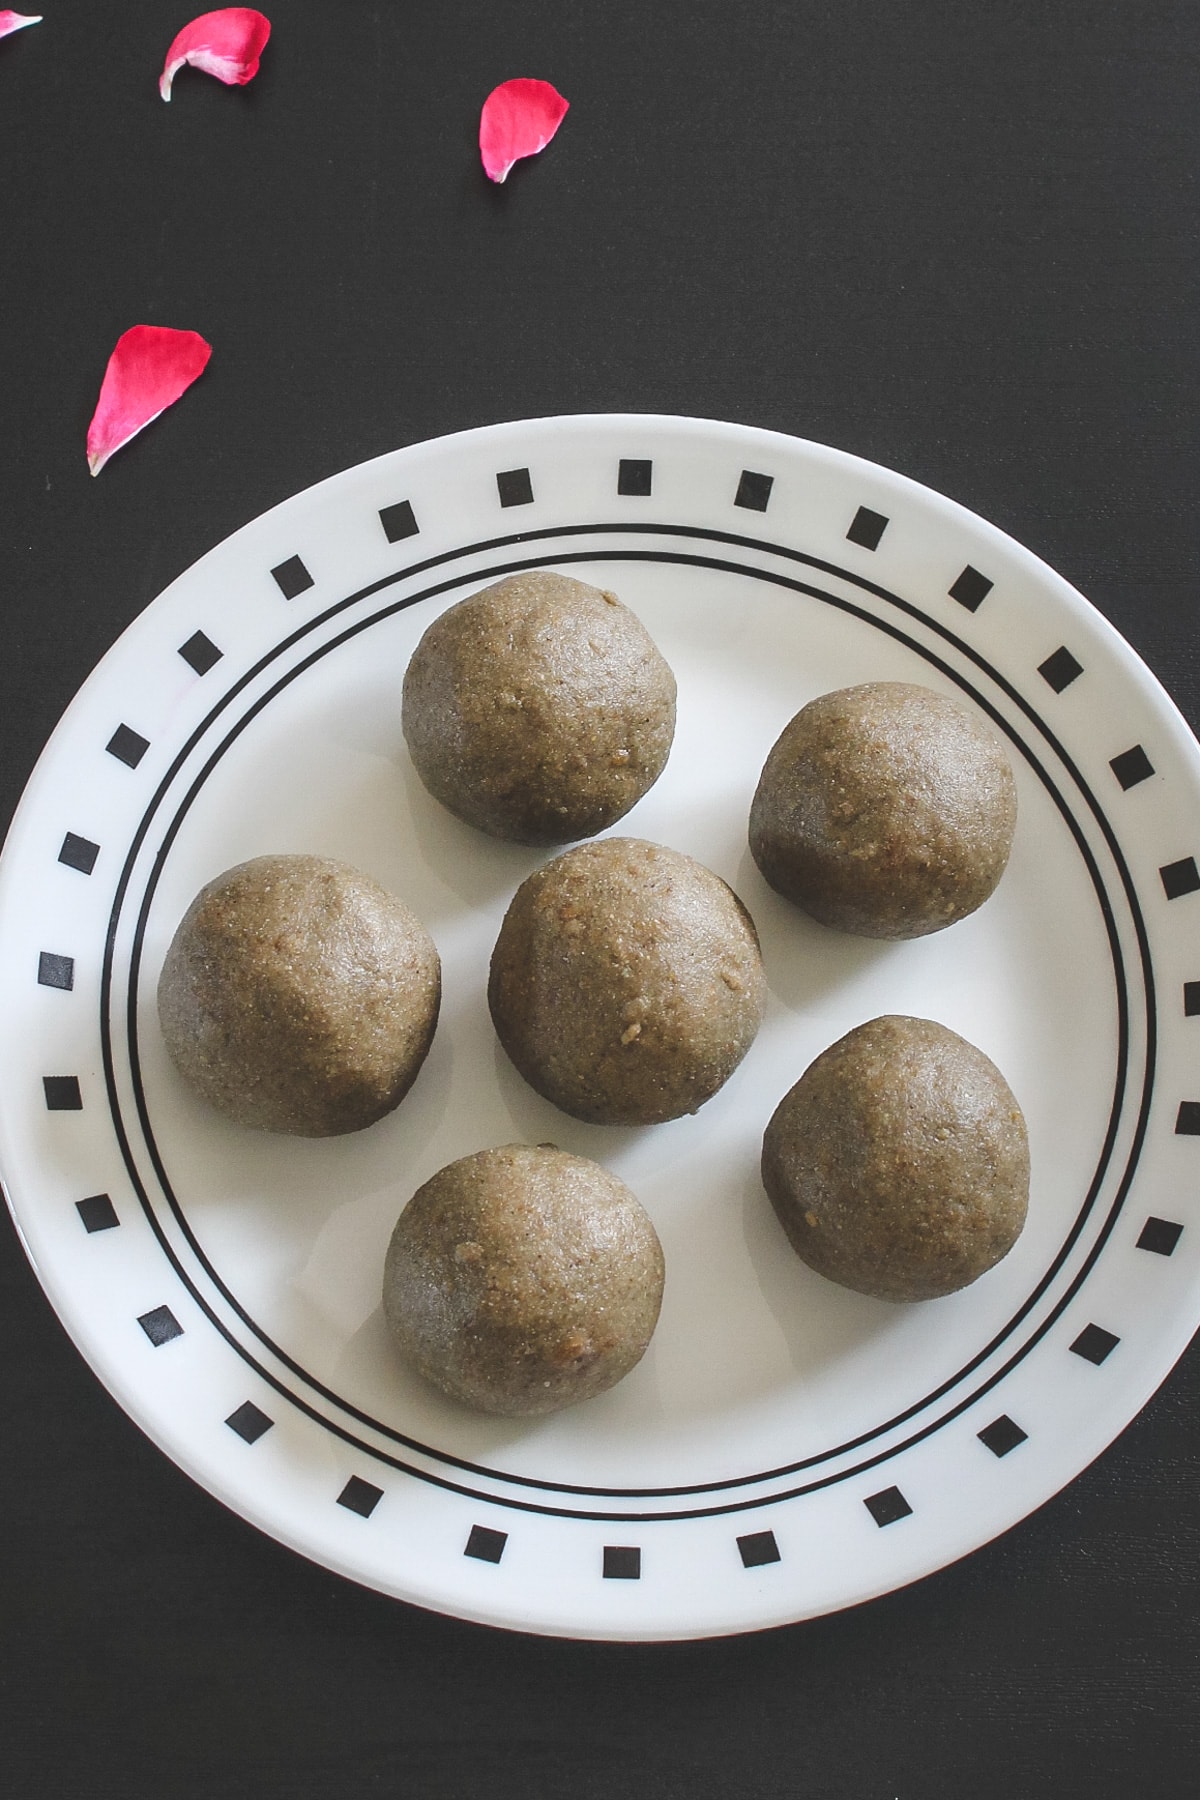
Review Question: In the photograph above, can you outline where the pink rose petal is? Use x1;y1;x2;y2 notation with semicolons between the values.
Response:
479;78;569;184
159;8;271;102
86;326;212;477
0;12;42;40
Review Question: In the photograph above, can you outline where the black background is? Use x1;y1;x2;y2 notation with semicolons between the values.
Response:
2;5;1198;1796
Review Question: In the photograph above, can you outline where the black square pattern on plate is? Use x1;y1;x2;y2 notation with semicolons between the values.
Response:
337;1475;383;1518
737;1529;780;1568
1161;857;1200;900
1137;1217;1183;1256
864;1486;913;1527
37;951;74;991
58;832;99;875
379;498;419;542
618;459;653;496
1175;1101;1200;1135
1110;745;1155;790
464;1524;508;1564
1070;1323;1119;1365
106;724;149;768
846;506;888;550
226;1401;274;1443
978;1415;1028;1458
76;1193;119;1233
948;565;993;611
1184;982;1200;1016
603;1546;642;1580
734;469;773;512
1038;646;1084;693
43;1075;82;1110
271;554;314;600
496;467;534;508
138;1305;183;1347
178;630;222;675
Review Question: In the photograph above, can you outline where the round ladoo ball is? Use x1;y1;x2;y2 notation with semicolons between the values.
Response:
761;1015;1029;1302
749;681;1017;939
383;1143;665;1417
489;838;767;1126
401;570;677;845
157;854;441;1136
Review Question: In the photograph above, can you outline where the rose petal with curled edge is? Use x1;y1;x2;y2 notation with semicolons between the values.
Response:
479;78;569;184
159;8;271;101
86;326;212;477
0;12;43;40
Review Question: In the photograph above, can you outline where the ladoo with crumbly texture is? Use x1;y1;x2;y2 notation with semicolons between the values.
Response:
762;1014;1029;1302
383;1143;665;1416
749;681;1017;938
489;837;766;1125
402;570;676;844
157;854;440;1136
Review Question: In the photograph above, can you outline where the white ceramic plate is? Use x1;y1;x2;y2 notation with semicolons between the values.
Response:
3;414;1199;1641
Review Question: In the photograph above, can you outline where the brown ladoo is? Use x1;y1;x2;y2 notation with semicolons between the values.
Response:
157;853;441;1136
402;570;677;845
489;837;767;1126
383;1143;665;1417
749;681;1017;939
761;1014;1029;1302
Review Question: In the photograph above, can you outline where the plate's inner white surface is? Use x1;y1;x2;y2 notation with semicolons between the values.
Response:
133;562;1118;1491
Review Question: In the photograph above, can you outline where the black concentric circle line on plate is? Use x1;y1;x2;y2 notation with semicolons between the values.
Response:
105;543;1144;1504
95;533;1153;1512
112;544;1144;1499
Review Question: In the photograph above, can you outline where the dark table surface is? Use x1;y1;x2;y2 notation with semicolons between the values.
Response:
2;5;1198;1796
